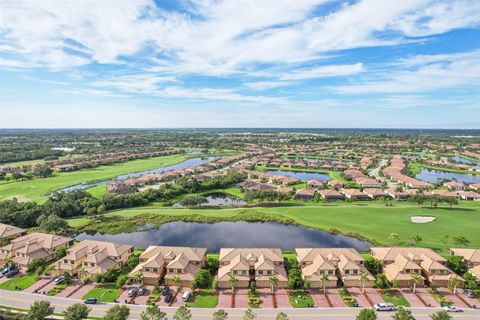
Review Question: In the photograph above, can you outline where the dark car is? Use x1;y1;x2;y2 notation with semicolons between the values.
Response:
164;293;172;303
138;287;146;295
84;298;98;305
1;266;16;275
162;286;170;296
5;269;18;278
463;289;476;298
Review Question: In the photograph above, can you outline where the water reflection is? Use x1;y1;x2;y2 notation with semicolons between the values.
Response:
416;168;480;184
266;170;331;181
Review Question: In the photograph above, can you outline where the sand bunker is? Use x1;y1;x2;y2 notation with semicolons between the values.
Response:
410;216;436;223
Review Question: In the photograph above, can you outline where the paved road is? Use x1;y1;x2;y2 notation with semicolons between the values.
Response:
368;159;397;188
1;289;479;319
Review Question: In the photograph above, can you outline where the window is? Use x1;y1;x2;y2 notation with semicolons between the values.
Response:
153;268;158;273
328;270;333;275
267;270;272;275
63;259;68;264
345;270;349;274
258;270;263;275
353;270;358;274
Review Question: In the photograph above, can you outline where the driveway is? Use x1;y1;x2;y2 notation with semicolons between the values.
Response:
437;287;469;308
400;288;425;307
56;280;82;298
348;287;371;307
156;287;187;307
66;283;96;300
217;289;232;308
415;288;440;307
310;289;331;307
133;286;154;305
274;289;291;308
23;277;53;294
258;288;273;308
326;288;346;307
364;287;384;305
235;288;249;308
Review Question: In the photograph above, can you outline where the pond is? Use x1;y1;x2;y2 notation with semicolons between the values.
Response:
451;156;479;166
172;194;246;207
415;168;480;184
56;156;218;193
267;170;330;181
76;221;372;252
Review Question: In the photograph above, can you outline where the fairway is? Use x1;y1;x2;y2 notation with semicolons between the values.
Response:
0;154;189;203
69;201;480;250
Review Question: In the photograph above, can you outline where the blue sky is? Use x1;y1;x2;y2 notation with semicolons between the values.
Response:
0;0;479;128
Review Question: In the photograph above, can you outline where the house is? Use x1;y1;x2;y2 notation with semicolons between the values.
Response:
217;248;288;289
52;240;133;278
327;180;345;189
294;189;315;200
450;248;480;278
457;190;480;201
443;181;464;190
372;247;462;287
128;246;207;287
107;180;135;194
363;188;389;199
318;189;345;201
385;188;417;200
356;178;382;188
0;233;73;272
0;223;27;246
341;189;370;200
430;189;458;198
307;180;324;189
296;248;374;288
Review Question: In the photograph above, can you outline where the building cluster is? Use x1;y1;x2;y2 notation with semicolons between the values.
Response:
383;156;432;189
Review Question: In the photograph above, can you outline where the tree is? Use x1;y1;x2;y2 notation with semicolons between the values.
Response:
54;246;67;260
172;275;182;288
212;309;229;320
194;269;213;288
364;257;382;275
452;236;470;246
410;273;421;293
104;305;130;320
392;307;415;320
320;272;329;294
243;309;257;320
38;214;69;234
64;303;91;320
27;258;46;273
356;308;377;320
269;274;279;293
360;272;369;294
276;312;289;320
449;276;462;294
26;301;54;320
133;271;143;284
173;306;191;320
446;255;467;275
429;311;452;320
140;305;167;320
228;275;238;293
408;235;422;247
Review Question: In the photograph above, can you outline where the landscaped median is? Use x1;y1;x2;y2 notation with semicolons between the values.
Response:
186;289;218;308
0;274;37;291
289;289;314;308
381;289;410;307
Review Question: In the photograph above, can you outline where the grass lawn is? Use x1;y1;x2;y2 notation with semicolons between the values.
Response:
82;283;121;302
289;290;314;308
87;184;107;199
69;200;480;250
0;274;38;291
382;289;410;307
186;289;218;308
0;154;189;203
339;289;356;307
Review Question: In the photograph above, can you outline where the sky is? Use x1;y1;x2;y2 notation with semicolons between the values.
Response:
0;0;480;129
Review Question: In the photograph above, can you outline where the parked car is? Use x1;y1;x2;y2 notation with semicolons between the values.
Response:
463;289;476;298
164;293;172;303
182;291;191;302
1;266;16;275
443;305;463;312
374;303;395;311
138;287;146;295
162;286;170;296
84;298;98;305
53;276;65;285
127;288;137;297
5;269;18;278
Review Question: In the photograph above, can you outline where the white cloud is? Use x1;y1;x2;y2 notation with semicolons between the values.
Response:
279;63;364;80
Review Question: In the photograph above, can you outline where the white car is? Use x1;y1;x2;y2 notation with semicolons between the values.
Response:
443;305;463;312
373;303;395;311
182;291;191;302
53;276;65;284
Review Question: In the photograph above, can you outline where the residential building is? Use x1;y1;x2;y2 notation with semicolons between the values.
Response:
450;248;480;278
318;189;345;200
0;223;26;246
341;189;370;200
296;248;374;288
128;246;207;287
294;189;315;200
217;248;287;289
0;232;73;272
52;240;133;277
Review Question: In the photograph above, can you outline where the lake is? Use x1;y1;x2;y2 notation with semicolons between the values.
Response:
416;168;480;184
452;156;479;166
56;156;218;193
172;194;247;207
267;170;330;181
76;221;372;252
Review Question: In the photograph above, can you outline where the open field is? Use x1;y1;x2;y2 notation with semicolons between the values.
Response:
0;154;190;203
68;200;480;250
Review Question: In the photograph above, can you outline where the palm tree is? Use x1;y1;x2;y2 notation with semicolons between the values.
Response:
78;268;88;282
228;275;238;294
133;271;143;285
3;257;13;267
172;276;182;289
320;272;329;294
449;276;461;294
360;272;369;294
268;275;279;294
410;273;421;293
